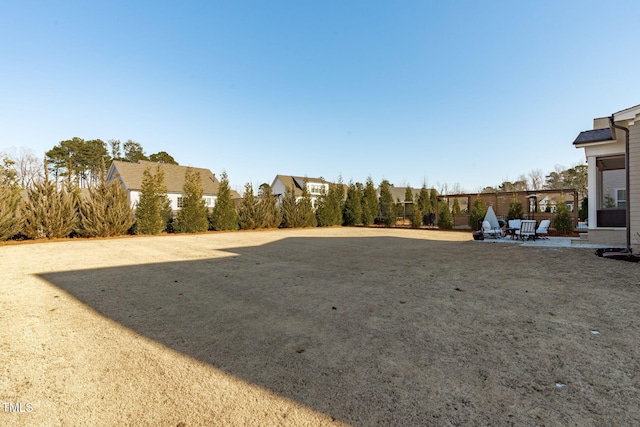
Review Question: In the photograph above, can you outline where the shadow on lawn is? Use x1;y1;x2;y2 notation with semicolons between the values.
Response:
37;236;506;425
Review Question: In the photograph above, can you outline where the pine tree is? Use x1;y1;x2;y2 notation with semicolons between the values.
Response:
507;197;524;220
238;182;260;230
469;198;486;231
379;180;395;227
257;184;282;228
315;187;330;226
452;198;461;214
79;171;134;237
174;168;209;233
281;186;300;228
410;201;423;228
22;173;77;239
343;181;363;226
405;187;423;228
299;183;317;227
210;171;238;231
330;183;345;225
428;188;438;213
404;187;414;204
553;202;574;235
404;187;414;222
0;181;22;241
316;183;343;226
437;199;454;229
416;184;430;225
135;166;171;234
361;176;378;225
66;181;83;236
417;185;429;212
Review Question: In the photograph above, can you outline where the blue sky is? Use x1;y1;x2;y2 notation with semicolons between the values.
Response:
1;1;639;194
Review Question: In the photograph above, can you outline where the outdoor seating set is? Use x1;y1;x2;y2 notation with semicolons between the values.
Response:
477;206;551;241
482;218;551;240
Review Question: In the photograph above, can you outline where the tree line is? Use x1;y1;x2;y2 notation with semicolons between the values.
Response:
479;164;587;199
0;159;443;241
0;138;587;242
45;137;177;188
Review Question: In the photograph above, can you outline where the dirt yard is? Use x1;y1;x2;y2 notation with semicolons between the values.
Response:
2;227;640;426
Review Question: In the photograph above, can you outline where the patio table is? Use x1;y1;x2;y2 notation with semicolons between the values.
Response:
504;227;518;239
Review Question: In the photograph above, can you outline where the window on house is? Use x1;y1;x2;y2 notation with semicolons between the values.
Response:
308;184;324;194
177;197;184;208
616;189;626;209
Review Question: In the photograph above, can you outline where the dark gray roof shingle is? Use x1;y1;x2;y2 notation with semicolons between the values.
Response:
573;128;613;145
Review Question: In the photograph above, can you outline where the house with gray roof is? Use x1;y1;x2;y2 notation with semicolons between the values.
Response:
271;175;342;208
573;104;640;250
106;160;240;213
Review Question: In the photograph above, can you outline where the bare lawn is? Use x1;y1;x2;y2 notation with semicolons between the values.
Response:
2;227;640;426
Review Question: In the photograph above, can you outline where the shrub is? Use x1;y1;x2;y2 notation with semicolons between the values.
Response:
507;198;524;220
361;177;378;225
316;183;343;226
379;180;395;227
22;178;77;239
452;198;461;214
343;182;363;226
553;202;574;235
438;200;454;229
416;185;430;225
299;184;317;227
210;171;238;231
280;186;301;228
257;184;282;228
469;198;486;231
174;168;209;233
238;182;261;230
79;175;134;237
0;181;22;241
135;166;171;234
410;202;423;228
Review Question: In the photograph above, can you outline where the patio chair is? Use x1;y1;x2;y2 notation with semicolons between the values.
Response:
536;219;551;239
516;220;537;240
482;220;503;239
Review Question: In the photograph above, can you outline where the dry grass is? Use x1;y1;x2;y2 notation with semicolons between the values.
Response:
2;227;639;426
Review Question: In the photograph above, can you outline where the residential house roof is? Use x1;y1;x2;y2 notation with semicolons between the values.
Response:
107;160;240;198
572;128;614;145
613;103;640;120
574;104;640;147
378;186;425;203
272;174;330;197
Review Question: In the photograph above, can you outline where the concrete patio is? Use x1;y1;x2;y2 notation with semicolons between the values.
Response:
476;235;623;248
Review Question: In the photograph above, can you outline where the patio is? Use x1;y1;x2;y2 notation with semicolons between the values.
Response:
476;235;619;248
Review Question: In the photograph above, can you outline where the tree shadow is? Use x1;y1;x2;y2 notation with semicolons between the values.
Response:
37;236;492;425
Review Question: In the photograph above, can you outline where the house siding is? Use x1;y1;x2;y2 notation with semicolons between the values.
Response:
271;177;289;198
629;122;640;251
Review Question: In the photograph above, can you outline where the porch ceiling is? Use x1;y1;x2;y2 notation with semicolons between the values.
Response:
597;156;625;170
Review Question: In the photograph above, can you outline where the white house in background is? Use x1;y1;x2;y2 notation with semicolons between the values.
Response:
106;160;240;213
573;104;640;250
271;175;334;208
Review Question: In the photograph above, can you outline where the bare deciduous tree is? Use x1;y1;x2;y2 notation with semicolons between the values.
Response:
1;147;43;188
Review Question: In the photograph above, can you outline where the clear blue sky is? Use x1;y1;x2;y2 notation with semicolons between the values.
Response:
2;1;639;194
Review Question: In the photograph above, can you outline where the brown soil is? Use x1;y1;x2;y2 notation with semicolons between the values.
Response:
2;227;639;426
